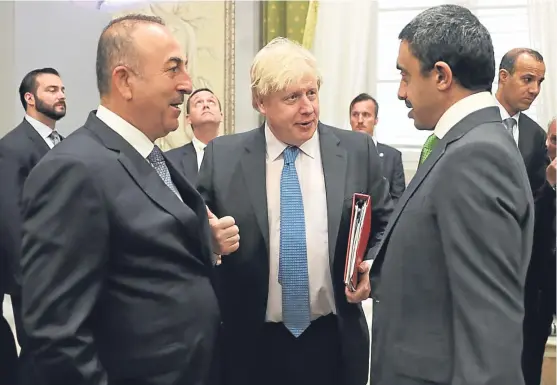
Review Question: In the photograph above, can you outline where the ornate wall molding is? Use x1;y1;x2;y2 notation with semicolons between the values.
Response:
224;0;236;135
111;1;236;150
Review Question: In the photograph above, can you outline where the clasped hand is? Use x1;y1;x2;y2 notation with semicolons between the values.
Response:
345;261;372;304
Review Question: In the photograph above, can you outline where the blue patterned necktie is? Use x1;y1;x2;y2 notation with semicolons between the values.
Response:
279;146;310;337
147;146;181;199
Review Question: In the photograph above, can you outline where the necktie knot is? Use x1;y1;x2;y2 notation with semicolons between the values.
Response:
503;117;517;132
49;130;61;145
419;134;439;165
283;146;300;165
147;145;165;165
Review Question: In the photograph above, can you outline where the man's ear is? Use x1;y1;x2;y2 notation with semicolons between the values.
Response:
24;92;35;107
112;65;133;100
498;69;509;84
434;61;453;91
256;98;266;115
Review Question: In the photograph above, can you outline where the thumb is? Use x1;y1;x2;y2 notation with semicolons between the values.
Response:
359;261;370;273
206;206;217;220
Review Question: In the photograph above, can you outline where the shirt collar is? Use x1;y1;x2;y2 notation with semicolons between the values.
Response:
264;122;318;161
96;105;154;158
191;135;207;153
495;96;521;122
434;91;497;139
25;115;54;140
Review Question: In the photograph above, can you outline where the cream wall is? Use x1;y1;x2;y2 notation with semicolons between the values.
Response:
0;1;261;139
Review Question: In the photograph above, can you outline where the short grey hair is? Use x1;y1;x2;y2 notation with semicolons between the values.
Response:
96;14;165;96
399;4;495;92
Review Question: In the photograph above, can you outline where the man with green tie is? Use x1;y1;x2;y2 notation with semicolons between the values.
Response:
370;4;535;385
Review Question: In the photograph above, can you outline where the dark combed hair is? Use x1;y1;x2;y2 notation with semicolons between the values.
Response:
19;68;60;110
349;93;379;119
399;4;495;92
499;48;544;74
96;14;165;96
186;88;222;114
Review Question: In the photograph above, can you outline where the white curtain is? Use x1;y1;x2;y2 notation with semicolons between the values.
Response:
311;0;378;130
527;0;557;128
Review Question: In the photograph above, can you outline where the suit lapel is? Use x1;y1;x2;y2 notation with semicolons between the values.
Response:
373;106;502;265
22;120;50;155
181;142;199;182
517;114;531;163
167;158;213;266
241;126;269;252
85;113;205;248
319;124;347;265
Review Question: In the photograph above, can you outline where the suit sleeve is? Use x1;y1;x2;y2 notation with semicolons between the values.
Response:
365;137;394;261
435;144;530;385
21;155;109;385
389;150;406;203
0;146;25;294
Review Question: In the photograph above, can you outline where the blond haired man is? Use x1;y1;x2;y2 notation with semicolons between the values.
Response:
198;37;393;385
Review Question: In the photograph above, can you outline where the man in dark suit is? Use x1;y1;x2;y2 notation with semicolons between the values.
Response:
20;15;238;385
370;5;534;385
166;88;222;185
495;48;547;196
521;117;556;385
0;67;66;384
493;49;554;385
349;93;406;202
197;37;393;385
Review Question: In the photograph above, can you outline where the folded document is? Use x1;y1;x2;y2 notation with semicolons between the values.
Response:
344;193;372;292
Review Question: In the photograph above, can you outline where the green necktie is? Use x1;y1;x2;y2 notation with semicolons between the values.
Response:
419;134;439;165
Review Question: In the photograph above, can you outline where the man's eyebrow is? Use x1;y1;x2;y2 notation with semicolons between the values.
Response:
167;57;184;66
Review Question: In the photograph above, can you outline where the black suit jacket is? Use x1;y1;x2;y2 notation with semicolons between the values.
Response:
517;113;548;197
20;112;220;385
166;142;199;185
197;123;394;385
370;107;534;385
0;119;51;296
376;142;406;203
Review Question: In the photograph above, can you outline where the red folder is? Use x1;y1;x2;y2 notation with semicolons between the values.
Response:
343;193;372;292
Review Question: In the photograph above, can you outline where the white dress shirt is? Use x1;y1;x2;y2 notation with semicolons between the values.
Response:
434;92;498;139
25;115;58;149
191;135;207;171
265;124;336;322
495;98;520;146
96;106;183;202
96;105;154;157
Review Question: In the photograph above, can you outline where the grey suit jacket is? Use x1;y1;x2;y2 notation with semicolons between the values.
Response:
197;122;394;385
370;107;534;385
20;112;220;385
166;142;199;185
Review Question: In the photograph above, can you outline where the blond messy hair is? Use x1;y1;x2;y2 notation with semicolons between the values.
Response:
250;37;322;109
